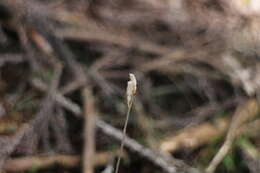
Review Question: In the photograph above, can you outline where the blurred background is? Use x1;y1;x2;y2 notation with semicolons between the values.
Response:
0;0;260;173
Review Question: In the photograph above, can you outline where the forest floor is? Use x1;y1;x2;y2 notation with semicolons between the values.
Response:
0;0;259;173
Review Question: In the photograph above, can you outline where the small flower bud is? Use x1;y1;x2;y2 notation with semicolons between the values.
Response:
126;73;137;108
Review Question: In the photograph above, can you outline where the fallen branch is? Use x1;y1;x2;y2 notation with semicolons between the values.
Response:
160;117;230;153
3;152;117;172
160;112;260;155
56;27;172;55
0;54;25;67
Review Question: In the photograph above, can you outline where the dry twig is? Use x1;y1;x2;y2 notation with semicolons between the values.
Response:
206;98;259;173
82;88;96;173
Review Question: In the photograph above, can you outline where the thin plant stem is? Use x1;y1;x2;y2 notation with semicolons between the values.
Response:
114;99;133;173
